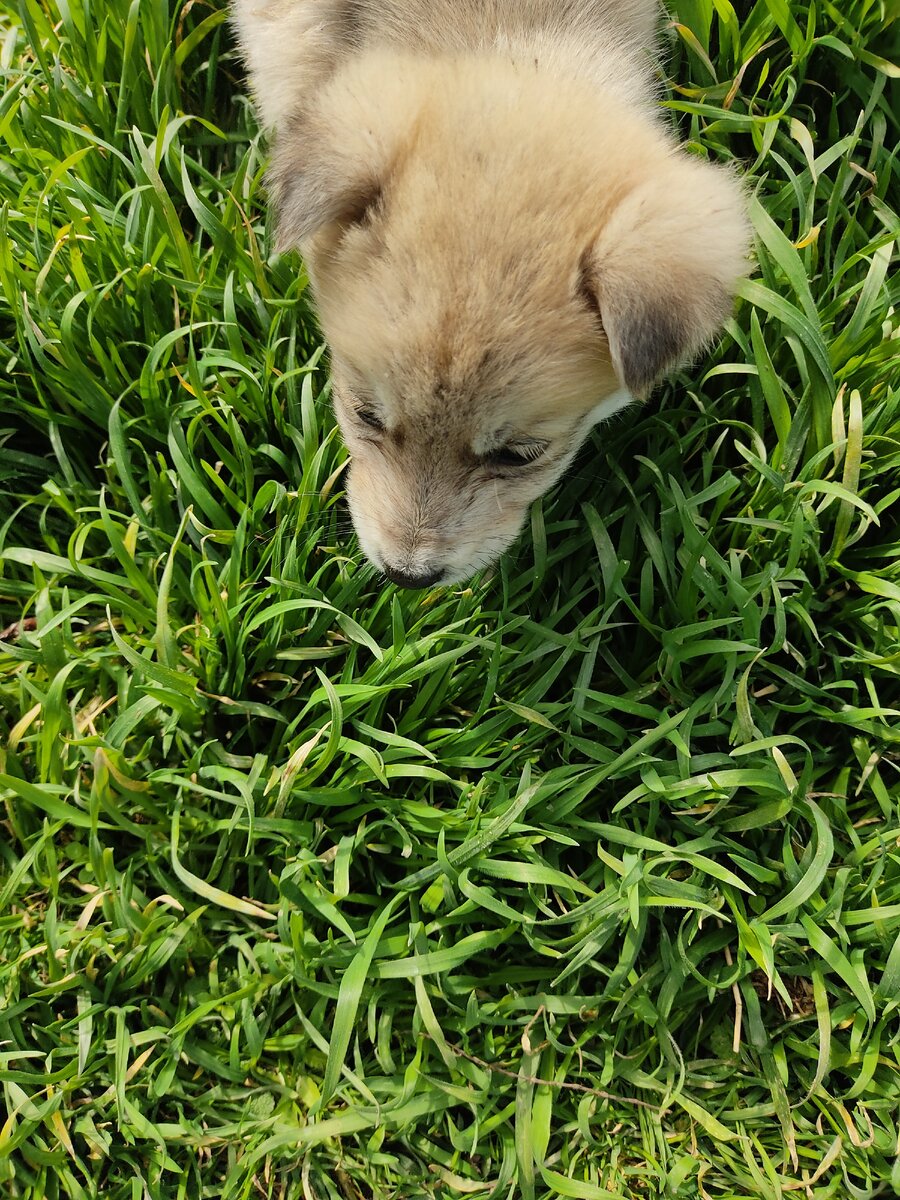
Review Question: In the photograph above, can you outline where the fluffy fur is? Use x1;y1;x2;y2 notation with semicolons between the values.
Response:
233;0;750;585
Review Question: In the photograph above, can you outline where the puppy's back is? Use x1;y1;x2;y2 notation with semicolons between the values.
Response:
353;0;658;53
235;0;661;129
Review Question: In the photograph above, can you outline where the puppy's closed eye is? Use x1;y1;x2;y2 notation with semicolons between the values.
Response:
355;405;385;433
481;442;549;470
336;385;386;434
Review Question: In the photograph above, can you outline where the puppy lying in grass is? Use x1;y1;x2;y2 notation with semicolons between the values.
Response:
233;0;749;587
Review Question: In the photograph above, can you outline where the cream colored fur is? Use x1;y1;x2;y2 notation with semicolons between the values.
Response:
233;0;750;585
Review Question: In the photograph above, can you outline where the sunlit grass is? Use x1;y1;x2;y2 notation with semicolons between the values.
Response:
1;1;899;1196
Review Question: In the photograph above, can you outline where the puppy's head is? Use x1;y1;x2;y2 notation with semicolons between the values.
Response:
272;55;749;586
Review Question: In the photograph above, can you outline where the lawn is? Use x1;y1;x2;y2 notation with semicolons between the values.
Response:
1;0;899;1196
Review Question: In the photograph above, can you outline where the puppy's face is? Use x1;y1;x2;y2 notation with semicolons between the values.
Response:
320;233;630;585
332;363;628;588
272;56;749;586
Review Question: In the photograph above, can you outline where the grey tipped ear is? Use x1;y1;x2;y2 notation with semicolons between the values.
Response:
269;124;387;254
583;157;750;397
270;143;384;253
264;55;428;254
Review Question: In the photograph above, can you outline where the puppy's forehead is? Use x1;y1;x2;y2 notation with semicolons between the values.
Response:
373;389;484;458
380;359;498;421
322;196;620;428
369;343;611;439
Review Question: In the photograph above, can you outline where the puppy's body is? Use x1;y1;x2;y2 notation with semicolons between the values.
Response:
234;1;659;129
234;0;749;585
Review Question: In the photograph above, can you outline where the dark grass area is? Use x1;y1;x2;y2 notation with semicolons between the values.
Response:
1;0;899;1196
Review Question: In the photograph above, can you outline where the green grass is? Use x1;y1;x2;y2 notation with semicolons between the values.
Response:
0;0;899;1196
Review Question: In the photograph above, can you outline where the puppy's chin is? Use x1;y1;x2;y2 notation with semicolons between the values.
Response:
430;517;531;585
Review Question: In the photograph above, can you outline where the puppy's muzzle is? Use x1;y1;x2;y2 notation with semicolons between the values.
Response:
383;565;444;590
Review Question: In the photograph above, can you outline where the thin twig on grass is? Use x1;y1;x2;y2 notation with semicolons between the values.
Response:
431;1037;659;1111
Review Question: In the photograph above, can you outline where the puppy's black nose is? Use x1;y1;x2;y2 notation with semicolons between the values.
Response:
384;566;444;589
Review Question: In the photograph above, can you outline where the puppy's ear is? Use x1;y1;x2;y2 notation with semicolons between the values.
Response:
583;158;750;397
270;120;387;253
268;61;423;254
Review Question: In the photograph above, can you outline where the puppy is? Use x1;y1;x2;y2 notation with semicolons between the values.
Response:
233;1;749;587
